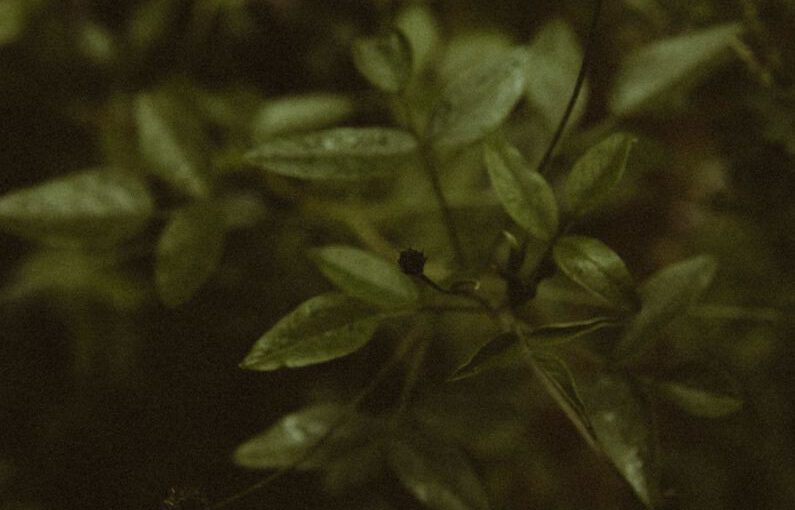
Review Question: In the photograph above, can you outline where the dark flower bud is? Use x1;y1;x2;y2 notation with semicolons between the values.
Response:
398;248;427;275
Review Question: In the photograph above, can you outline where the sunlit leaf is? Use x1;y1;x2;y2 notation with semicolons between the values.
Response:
483;138;558;241
155;202;226;307
563;133;636;217
251;93;355;141
246;127;418;180
656;364;742;418
388;431;491;510
617;255;718;359
610;23;743;116
0;168;154;246
552;236;638;310
310;245;419;308
524;317;622;348
428;46;529;148
525;19;589;133
135;91;210;198
240;293;387;371
352;30;413;94
450;333;522;381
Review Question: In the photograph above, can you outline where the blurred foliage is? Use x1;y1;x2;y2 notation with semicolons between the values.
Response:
1;1;794;510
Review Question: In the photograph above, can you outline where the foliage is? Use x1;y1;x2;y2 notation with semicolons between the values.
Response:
1;1;794;510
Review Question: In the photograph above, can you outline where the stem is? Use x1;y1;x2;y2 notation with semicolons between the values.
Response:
417;274;497;318
536;0;604;176
396;336;430;415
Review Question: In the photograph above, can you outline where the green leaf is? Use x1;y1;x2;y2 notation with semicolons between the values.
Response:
438;30;513;85
617;255;718;359
135;91;210;198
524;317;622;348
310;245;419;308
610;23;743;116
251;93;355;141
127;0;180;52
394;2;440;73
483;138;558;241
428;47;529;148
155;202;226;307
240;293;386;371
352;30;413;94
552;236;638;310
525;19;589;133
234;403;346;469
580;373;660;507
563;133;636;217
450;333;522;381
245;127;418;180
0;168;154;246
656;364;742;418
388;432;491;510
0;0;40;45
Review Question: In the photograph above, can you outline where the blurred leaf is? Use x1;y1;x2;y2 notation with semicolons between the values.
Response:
563;133;636;217
610;23;743;116
656;364;742;418
0;168;153;246
324;441;385;493
438;30;513;84
310;245;419;308
580;373;660;508
245;127;418;180
525;19;588;132
155;202;226;307
0;0;40;45
240;293;387;371
450;333;522;381
388;431;491;510
352;30;413;94
428;47;529;148
483;137;558;241
135;92;211;198
251;93;355;141
234;403;346;469
127;0;181;52
617;255;718;359
524;317;622;348
552;235;638;311
394;2;440;73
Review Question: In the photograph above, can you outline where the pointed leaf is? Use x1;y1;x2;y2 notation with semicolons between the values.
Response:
563;133;636;217
552;236;638;310
155;202;226;307
310;245;419;308
429;47;529;148
352;30;413;94
656;364;742;418
251;93;355;141
450;333;522;381
245;127;418;180
617;255;718;358
483;138;558;241
525;19;589;133
610;23;743;116
241;293;387;371
524;317;622;348
395;2;440;73
0;168;153;246
388;432;490;510
135;92;210;197
580;373;660;507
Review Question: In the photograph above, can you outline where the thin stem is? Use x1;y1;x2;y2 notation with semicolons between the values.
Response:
536;0;604;176
417;274;497;319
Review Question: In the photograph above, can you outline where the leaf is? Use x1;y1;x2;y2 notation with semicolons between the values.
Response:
251;93;355;141
352;30;413;94
234;403;346;469
552;236;638;311
388;431;491;510
135;92;210;198
616;255;718;359
483;138;558;241
0;168;154;246
580;373;660;507
155;202;226;307
127;0;181;52
450;333;522;381
524;317;622;348
394;2;440;73
310;245;419;308
428;47;529;148
656;364;742;418
525;19;589;133
245;127;418;180
563;133;636;217
240;293;386;371
0;0;39;45
610;23;743;116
